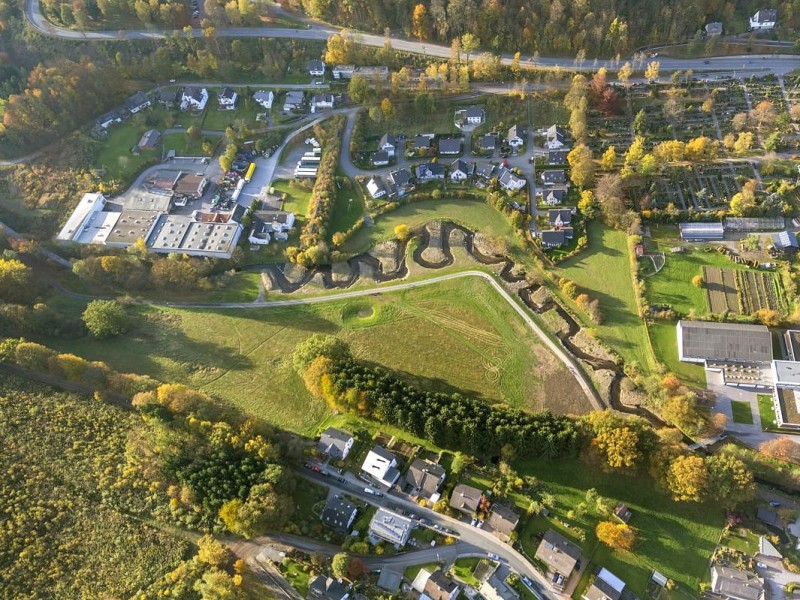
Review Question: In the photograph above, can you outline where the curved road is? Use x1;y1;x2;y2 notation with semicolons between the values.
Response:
23;0;800;75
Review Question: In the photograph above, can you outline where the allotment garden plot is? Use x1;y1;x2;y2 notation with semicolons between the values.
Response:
651;164;757;210
704;266;788;315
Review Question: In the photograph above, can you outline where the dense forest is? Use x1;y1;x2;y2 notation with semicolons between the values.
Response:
288;0;796;56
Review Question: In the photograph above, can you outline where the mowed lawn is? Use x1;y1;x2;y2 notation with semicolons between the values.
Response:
730;400;754;424
44;277;587;433
557;223;657;372
95;123;162;182
343;197;525;257
643;227;750;316
516;458;723;597
647;322;706;386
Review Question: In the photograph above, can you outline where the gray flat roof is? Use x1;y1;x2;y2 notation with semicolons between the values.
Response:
148;214;191;251
773;360;800;386
678;320;772;363
105;210;161;246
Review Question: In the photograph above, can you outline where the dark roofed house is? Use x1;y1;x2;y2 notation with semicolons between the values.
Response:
405;458;446;499
450;484;483;514
476;163;496;180
535;530;585;591
321;495;358;534
479;134;498;151
414;134;434;150
465;105;486;125
450;159;472;183
549;209;572;227
488;503;520;542
138;129;162;150
439;138;463;155
158;88;179;107
614;503;632;523
548;150;569;165
546;124;569;149
541;230;568;248
710;566;764;600
388;168;413;189
750;9;777;30
318;427;354;459
508;125;526;147
308;59;326;76
125;91;151;114
677;320;773;364
415;162;445;182
543;188;566;206
218;87;238;109
542;170;567;185
757;507;784;530
423;569;460;600
772;231;799;253
307;575;349;600
379;133;397;156
372;150;390;166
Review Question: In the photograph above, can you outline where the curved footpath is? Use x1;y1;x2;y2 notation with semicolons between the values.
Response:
23;0;798;75
151;269;603;410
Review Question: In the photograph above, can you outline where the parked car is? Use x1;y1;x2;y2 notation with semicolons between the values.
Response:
487;553;500;561
769;501;781;507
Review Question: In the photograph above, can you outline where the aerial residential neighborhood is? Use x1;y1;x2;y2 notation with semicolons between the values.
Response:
1;0;800;598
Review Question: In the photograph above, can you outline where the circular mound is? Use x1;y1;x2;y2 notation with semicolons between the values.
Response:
342;302;379;326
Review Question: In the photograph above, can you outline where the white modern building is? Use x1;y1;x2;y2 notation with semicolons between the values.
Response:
57;192;107;242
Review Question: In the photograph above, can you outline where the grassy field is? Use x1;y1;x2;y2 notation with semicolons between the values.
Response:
648;322;706;386
271;178;312;216
451;558;481;586
343;197;523;256
43;277;587;433
516;458;723;597
202;95;263;130
95;122;162;182
328;176;366;241
642;227;752;316
557;223;657;372
731;400;755;424
161;132;216;158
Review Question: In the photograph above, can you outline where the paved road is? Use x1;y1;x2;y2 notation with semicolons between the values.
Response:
298;468;555;599
23;0;800;76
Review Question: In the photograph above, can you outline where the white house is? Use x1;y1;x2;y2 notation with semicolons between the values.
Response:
253;90;274;110
318;427;355;460
543;188;566;206
379;133;397;157
465;105;485;125
508;124;526;147
371;150;390;166
97;110;123;129
311;94;334;113
750;9;777;30
248;225;271;245
283;91;305;112
217;87;238;110
308;59;326;76
450;159;471;183
498;167;526;192
367;177;388;199
361;445;400;487
57;192;107;242
181;87;208;111
545;124;569;150
125;91;151;114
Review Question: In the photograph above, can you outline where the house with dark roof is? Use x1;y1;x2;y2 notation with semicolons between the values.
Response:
321;495;358;534
488;503;520;542
480;574;520;600
181;87;208;111
307;575;349;600
535;530;585;592
750;9;777;30
98;110;124;129
218;87;238;110
308;59;326;76
318;427;354;459
710;566;764;600
541;230;568;248
450;159;472;183
413;134;434;151
583;568;626;600
549;209;572;227
253;90;275;110
388;168;413;191
361;445;400;487
311;94;335;113
438;138;463;156
476;163;496;180
422;569;459;600
366;177;391;199
772;231;798;253
138;129;162;150
371;150;390;166
283;91;305;112
543;188;566;206
757;507;784;531
157;88;180;107
542;170;567;185
125;91;151;114
449;484;483;515
508;125;526;147
614;503;632;523
379;133;397;157
479;134;498;152
405;458;446;499
415;162;445;182
464;105;485;125
548;150;569;165
498;168;526;192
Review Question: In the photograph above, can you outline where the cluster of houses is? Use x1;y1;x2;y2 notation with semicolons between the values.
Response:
96;91;152;131
366;160;525;201
538;208;576;249
704;8;777;35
